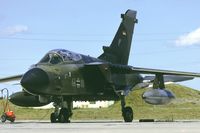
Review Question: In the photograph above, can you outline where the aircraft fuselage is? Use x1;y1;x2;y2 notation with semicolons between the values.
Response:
20;49;142;101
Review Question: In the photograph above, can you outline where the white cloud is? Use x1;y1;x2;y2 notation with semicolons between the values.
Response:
175;27;200;46
0;25;28;36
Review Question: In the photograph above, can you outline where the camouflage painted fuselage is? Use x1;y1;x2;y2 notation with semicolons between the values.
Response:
22;49;142;101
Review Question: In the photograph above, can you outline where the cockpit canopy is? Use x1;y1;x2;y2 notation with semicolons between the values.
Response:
39;49;82;64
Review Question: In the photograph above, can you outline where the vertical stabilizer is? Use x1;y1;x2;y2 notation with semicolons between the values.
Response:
98;10;137;65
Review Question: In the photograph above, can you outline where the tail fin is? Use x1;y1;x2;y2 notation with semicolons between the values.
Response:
98;10;137;65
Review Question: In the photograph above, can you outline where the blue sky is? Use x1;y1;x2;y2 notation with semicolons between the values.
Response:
0;0;200;93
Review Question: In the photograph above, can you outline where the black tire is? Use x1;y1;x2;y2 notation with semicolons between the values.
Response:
122;106;133;122
1;114;7;123
10;118;15;123
58;108;70;123
50;113;57;123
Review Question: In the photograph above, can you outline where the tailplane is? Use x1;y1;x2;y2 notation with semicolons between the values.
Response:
98;10;137;65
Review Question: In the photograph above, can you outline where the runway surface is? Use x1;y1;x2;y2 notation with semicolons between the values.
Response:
1;120;200;133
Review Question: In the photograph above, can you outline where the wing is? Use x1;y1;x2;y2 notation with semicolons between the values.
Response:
0;74;23;83
85;62;200;85
85;63;200;92
109;64;200;77
135;75;194;89
143;75;194;83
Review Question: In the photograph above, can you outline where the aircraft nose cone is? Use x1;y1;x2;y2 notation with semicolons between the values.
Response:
21;68;49;93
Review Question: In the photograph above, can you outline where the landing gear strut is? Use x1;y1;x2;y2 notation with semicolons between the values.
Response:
120;95;133;122
50;98;72;123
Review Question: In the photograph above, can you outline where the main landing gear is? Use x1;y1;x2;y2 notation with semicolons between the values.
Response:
120;95;133;122
50;99;73;123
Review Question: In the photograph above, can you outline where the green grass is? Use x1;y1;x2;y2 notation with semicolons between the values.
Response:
1;84;200;121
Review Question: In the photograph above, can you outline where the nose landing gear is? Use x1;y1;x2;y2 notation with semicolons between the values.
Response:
58;108;71;123
50;99;72;123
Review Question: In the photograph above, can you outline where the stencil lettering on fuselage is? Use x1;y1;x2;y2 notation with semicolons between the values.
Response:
72;78;84;88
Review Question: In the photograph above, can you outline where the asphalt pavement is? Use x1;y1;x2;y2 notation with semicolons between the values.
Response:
0;120;200;133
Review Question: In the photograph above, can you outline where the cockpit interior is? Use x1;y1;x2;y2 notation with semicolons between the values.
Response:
39;49;82;64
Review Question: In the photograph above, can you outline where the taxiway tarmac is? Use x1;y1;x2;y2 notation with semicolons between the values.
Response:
0;120;200;133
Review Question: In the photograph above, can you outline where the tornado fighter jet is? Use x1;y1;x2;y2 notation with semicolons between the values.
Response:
0;10;200;123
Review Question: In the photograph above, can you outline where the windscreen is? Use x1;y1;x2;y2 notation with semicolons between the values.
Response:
39;49;82;64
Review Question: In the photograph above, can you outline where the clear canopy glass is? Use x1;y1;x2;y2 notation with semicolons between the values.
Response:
39;49;82;64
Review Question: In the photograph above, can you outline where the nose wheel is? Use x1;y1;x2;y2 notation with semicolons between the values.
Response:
50;108;71;123
58;108;70;123
50;112;57;123
50;100;72;123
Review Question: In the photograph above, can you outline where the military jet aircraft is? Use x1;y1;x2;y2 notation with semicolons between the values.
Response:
0;9;200;123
